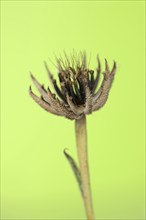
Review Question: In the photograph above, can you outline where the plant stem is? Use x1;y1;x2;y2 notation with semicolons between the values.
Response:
75;115;94;220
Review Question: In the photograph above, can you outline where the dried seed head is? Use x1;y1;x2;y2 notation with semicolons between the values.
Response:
29;52;117;120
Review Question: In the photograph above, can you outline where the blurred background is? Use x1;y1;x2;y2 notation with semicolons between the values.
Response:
1;1;145;219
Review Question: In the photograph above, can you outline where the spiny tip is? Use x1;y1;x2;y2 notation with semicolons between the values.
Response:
29;72;35;79
111;60;117;75
104;58;110;72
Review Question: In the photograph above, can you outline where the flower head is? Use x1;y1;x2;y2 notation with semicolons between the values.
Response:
29;52;116;120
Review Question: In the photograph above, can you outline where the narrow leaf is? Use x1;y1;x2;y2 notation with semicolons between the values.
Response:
64;149;83;197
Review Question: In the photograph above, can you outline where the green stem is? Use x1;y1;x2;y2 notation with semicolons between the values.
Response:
75;116;94;220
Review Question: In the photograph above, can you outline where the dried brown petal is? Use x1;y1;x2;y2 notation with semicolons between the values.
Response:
29;86;62;116
93;61;116;111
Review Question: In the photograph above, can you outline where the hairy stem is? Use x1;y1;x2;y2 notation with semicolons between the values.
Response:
75;116;94;220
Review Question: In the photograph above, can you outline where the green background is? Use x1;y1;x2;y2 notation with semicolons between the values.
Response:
1;0;145;219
